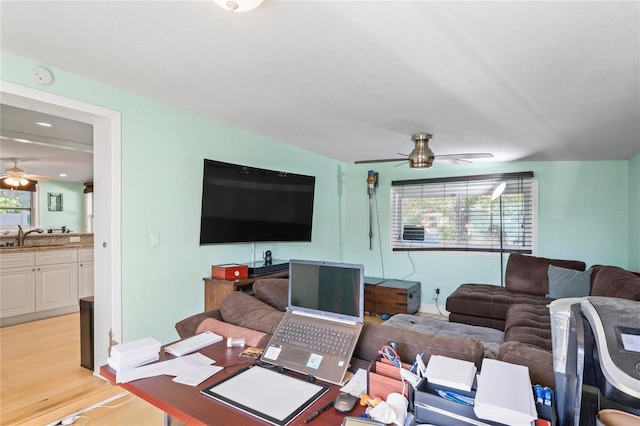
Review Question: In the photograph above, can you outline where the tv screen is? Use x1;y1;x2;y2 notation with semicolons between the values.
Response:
199;159;316;244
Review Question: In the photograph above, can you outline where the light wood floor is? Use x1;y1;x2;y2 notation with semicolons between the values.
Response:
0;313;163;425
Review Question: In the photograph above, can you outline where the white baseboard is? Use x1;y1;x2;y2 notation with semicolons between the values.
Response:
418;302;449;317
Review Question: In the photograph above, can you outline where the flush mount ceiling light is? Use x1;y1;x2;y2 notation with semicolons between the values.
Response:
35;121;53;127
212;0;264;12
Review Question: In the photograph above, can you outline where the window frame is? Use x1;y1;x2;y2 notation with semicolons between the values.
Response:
390;172;537;254
0;187;39;230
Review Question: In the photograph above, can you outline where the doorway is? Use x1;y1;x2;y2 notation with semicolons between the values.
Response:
1;80;122;373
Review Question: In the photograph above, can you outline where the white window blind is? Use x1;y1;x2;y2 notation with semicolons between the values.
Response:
391;172;536;253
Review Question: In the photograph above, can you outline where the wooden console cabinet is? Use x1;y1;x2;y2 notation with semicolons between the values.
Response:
364;277;421;315
203;270;288;311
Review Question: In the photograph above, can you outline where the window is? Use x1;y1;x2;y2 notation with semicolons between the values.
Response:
0;189;35;227
391;172;536;253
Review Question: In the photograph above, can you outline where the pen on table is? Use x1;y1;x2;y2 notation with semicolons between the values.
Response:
304;400;334;423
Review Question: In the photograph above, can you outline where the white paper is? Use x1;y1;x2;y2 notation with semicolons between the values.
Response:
340;368;368;397
116;352;218;384
173;365;223;386
473;359;537;426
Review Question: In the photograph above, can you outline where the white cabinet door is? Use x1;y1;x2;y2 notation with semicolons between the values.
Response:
0;266;36;318
78;261;95;298
35;263;78;311
35;249;77;265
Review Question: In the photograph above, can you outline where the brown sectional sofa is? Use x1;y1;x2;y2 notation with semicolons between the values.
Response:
446;254;587;331
446;254;640;388
176;279;486;374
175;260;640;390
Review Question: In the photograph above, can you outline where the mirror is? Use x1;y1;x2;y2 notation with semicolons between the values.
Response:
48;193;63;211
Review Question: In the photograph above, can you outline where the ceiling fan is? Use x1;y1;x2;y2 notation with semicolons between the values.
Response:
355;133;494;168
1;159;54;187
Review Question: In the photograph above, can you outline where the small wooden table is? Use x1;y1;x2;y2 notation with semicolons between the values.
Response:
364;277;421;315
100;342;362;425
202;270;288;311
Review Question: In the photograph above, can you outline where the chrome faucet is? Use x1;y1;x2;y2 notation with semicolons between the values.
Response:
16;225;44;246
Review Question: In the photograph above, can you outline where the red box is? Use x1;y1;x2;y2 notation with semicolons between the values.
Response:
212;264;248;280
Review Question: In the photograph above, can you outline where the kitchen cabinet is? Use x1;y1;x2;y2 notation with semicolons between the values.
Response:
0;248;84;324
78;248;95;298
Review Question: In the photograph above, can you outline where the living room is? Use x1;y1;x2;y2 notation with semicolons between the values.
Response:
1;3;638;420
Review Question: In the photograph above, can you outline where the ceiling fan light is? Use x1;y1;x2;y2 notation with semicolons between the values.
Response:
18;177;30;186
4;176;20;187
212;0;264;12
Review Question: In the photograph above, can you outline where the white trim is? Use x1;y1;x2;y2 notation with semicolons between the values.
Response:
0;80;122;373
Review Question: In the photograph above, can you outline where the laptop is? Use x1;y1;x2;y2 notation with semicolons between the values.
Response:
260;259;365;385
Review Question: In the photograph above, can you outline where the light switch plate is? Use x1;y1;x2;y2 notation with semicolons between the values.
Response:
151;233;160;248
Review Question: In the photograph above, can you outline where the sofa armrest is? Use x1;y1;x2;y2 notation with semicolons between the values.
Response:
175;309;222;339
498;341;554;388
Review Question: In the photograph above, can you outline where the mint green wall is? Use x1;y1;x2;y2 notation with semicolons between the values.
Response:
37;181;84;232
3;51;638;338
2;52;343;344
629;154;640;270
343;160;632;302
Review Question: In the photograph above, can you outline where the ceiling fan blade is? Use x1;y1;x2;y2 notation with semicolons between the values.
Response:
435;158;472;165
354;158;406;164
23;173;54;181
434;153;494;160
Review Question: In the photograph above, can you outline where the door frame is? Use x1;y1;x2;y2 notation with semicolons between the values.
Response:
1;80;122;373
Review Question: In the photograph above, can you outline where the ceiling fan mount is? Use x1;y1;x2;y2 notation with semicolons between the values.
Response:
355;133;494;169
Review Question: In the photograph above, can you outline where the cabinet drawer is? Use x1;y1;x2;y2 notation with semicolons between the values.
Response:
78;248;94;262
0;252;35;269
35;249;78;265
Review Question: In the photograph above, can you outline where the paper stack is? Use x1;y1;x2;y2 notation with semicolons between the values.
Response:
108;337;161;371
424;355;477;392
473;359;537;425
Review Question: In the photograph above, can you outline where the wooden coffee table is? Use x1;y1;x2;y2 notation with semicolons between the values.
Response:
100;342;364;425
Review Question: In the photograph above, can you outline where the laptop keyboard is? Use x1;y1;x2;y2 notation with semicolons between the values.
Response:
275;319;355;358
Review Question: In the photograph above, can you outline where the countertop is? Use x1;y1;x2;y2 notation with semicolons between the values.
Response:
0;244;93;252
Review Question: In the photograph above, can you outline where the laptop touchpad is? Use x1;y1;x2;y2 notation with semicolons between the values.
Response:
281;346;309;366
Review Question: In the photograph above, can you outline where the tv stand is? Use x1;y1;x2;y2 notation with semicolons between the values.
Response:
203;269;288;311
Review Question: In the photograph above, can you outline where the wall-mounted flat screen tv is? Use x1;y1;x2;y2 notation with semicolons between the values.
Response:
199;159;316;245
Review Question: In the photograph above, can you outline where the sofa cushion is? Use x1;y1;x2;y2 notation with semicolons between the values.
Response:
590;266;640;300
354;322;485;369
498;341;555;388
445;284;551;329
175;309;223;339
253;278;289;311
505;253;586;296
383;314;504;359
547;265;592;299
195;318;271;347
504;304;552;351
219;291;284;335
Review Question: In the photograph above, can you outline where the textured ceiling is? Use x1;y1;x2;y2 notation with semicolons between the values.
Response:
1;1;638;173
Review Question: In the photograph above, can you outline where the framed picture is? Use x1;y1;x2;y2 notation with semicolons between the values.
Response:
48;193;63;211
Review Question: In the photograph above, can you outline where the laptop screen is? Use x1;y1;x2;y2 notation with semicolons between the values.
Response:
288;259;364;323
